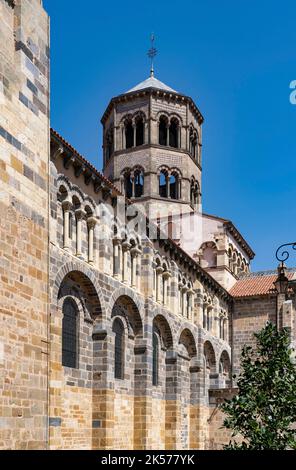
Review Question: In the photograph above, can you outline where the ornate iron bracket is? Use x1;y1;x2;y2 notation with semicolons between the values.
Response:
275;242;296;264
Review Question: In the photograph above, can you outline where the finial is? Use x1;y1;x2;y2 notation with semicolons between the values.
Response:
147;33;157;77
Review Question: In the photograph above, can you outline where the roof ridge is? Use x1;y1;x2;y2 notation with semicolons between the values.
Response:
239;267;296;279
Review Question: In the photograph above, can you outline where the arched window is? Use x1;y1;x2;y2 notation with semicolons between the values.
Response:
124;171;133;198
113;318;125;379
62;298;78;368
152;331;159;386
159;170;167;198
125;118;134;149
159;116;168;146
169;118;179;148
134;169;144;197
170;171;180;199
135;116;144;146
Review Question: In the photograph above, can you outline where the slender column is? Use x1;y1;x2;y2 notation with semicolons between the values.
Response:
122;126;126;150
156;266;164;302
62;200;72;250
130;247;141;289
166;124;169;146
144;121;148;144
166;174;170;198
162;271;171;306
113;238;121;278
75;209;85;257
120;175;125;195
181;287;188;317
87;216;97;264
133;124;136;147
122;241;131;284
131;172;135;198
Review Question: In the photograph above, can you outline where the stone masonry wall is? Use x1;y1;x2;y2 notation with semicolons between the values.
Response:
0;0;50;450
232;296;277;375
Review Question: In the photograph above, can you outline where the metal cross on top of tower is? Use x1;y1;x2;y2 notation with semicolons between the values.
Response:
147;34;157;77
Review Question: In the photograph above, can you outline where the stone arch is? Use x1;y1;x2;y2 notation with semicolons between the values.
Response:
169;112;183;127
57;174;72;190
53;261;107;320
108;287;144;337
152;314;173;350
204;340;216;373
178;328;197;359
219;350;231;375
132;110;146;121
83;196;96;213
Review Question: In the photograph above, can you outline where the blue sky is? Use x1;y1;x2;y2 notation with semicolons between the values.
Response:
44;0;296;271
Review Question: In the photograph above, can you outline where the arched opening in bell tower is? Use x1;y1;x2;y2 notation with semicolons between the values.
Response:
159;116;168;146
124;172;133;198
125;118;134;149
134;169;144;197
170;173;178;200
135;116;144;146
169;118;179;148
159;170;168;198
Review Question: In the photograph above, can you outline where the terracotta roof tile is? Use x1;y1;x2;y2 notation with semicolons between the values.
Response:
50;128;122;195
230;271;295;298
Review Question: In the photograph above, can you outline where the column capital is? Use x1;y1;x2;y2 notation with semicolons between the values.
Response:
122;241;131;252
87;216;97;229
75;209;86;220
162;270;172;279
156;266;164;275
130;247;142;257
113;236;122;246
62;199;72;212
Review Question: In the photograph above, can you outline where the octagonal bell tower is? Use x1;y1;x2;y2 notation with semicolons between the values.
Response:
101;71;204;218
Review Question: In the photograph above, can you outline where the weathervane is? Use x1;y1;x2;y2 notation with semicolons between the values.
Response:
147;33;157;77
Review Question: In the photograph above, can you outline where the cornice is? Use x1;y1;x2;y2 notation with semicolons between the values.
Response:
224;221;255;260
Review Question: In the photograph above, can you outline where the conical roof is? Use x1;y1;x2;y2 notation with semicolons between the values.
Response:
126;75;177;93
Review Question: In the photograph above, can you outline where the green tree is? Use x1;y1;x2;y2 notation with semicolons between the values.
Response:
221;322;296;450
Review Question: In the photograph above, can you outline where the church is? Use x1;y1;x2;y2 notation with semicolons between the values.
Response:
1;0;295;450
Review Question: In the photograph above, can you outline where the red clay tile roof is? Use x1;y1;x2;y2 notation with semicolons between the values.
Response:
51;128;122;196
230;271;295;298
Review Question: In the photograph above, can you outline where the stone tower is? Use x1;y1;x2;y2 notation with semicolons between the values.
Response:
101;71;204;219
0;0;50;449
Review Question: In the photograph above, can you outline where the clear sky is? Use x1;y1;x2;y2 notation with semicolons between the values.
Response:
44;0;296;272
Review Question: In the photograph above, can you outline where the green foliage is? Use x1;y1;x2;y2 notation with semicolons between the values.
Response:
221;322;296;450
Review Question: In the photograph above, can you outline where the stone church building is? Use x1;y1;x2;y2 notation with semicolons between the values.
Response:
1;0;296;450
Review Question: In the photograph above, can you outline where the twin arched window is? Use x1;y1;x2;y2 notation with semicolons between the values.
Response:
159;168;181;200
123;168;144;199
124;115;145;149
62;298;78;368
159;115;180;148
